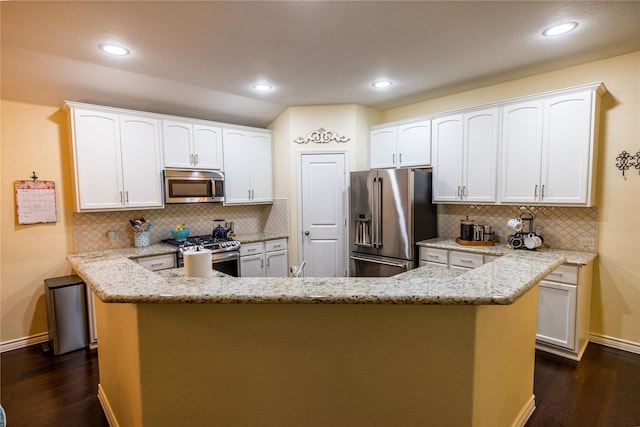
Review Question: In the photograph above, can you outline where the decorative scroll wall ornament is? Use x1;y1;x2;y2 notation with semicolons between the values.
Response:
615;150;640;177
294;128;350;144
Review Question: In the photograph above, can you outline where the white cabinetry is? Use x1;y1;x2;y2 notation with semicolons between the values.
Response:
449;251;484;272
370;119;431;169
536;263;592;360
66;104;164;211
136;253;176;271
162;119;223;170
223;129;273;204
240;239;288;277
432;108;499;202
419;247;448;268
500;86;602;206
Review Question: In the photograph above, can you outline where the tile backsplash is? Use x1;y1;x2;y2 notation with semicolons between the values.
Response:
437;204;598;252
73;199;289;252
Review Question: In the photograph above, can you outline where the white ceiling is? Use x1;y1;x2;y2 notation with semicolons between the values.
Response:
3;1;640;128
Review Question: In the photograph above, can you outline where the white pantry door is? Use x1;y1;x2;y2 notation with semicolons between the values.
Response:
299;153;347;277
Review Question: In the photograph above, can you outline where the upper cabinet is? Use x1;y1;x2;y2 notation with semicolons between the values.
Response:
432;108;499;203
370;119;431;169
500;87;601;205
162;119;223;170
223;128;273;204
382;82;604;206
66;103;164;211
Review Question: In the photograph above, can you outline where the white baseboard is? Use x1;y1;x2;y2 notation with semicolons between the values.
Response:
589;332;640;354
0;332;49;353
511;394;536;427
97;384;119;427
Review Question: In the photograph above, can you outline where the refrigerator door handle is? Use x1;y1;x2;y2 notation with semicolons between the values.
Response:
372;177;378;248
376;177;383;248
350;255;410;270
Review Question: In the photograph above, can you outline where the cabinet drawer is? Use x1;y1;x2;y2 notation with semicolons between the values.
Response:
544;264;578;285
137;253;176;271
420;248;448;265
265;239;287;252
240;242;264;257
450;251;483;269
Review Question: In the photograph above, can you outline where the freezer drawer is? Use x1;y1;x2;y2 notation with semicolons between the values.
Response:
350;253;412;277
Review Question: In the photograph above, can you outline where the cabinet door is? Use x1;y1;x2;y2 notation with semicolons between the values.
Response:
500;100;544;204
537;280;577;350
370;127;396;169
193;125;223;170
162;120;194;168
265;250;288;277
540;91;593;204
249;133;273;202
463;108;498;202
222;129;251;203
72;109;124;210
120;114;164;208
397;120;431;167
432;114;463;201
240;254;264;277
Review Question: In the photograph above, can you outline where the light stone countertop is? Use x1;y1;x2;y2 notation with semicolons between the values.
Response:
68;243;566;306
233;232;288;244
417;237;597;265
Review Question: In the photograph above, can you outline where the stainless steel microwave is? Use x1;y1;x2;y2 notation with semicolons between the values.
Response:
163;169;224;204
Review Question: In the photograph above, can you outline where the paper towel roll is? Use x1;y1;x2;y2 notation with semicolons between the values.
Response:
183;249;212;278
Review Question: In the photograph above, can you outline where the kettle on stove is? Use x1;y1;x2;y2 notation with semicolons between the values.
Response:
212;219;231;239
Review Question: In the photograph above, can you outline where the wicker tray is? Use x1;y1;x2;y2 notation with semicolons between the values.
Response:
455;237;495;246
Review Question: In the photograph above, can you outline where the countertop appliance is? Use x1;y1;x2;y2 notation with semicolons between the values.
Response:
161;235;241;276
163;169;225;204
350;168;437;277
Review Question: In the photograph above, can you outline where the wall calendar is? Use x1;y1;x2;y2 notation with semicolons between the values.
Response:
15;180;58;224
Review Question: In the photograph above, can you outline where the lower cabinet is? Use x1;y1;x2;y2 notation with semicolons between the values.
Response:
240;239;288;277
136;253;177;271
535;263;592;360
418;246;593;360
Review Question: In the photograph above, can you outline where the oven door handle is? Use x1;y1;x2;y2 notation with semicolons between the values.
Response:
212;251;240;262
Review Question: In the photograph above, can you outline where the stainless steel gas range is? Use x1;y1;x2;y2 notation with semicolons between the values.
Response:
161;235;241;277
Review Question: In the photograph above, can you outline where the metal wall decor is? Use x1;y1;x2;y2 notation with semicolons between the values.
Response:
615;150;640;177
294;127;350;144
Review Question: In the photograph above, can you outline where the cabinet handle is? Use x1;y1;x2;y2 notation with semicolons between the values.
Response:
190;154;194;164
534;185;538;198
119;191;123;202
462;186;468;197
261;259;264;268
251;189;255;199
125;191;129;203
399;153;402;163
541;184;545;200
195;154;199;165
392;154;395;164
266;258;270;267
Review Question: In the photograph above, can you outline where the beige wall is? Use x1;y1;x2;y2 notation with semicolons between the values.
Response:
1;101;75;344
269;104;381;267
383;51;640;346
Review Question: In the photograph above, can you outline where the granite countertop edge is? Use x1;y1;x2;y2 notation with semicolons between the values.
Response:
417;237;597;265
68;243;566;306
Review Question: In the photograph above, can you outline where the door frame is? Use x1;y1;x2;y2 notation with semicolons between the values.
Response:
296;150;349;277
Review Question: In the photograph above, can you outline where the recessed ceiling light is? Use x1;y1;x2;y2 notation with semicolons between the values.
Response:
253;83;273;92
372;80;392;89
100;44;130;56
542;22;578;37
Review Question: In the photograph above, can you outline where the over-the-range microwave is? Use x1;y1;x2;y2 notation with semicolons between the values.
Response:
163;169;224;204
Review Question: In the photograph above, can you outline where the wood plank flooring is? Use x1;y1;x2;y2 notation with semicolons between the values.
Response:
1;342;638;426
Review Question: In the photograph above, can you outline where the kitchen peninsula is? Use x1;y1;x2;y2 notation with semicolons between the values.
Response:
68;249;566;427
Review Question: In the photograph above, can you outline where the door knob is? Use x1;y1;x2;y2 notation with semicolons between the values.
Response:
304;230;310;235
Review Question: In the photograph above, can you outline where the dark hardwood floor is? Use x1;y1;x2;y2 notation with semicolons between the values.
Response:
1;345;108;427
1;342;638;426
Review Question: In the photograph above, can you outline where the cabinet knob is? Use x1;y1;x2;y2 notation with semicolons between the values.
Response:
304;230;310;236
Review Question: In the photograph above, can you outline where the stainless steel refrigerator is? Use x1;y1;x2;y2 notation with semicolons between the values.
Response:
350;168;437;277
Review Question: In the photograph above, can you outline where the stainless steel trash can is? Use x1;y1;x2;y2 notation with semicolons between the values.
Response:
44;275;89;355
